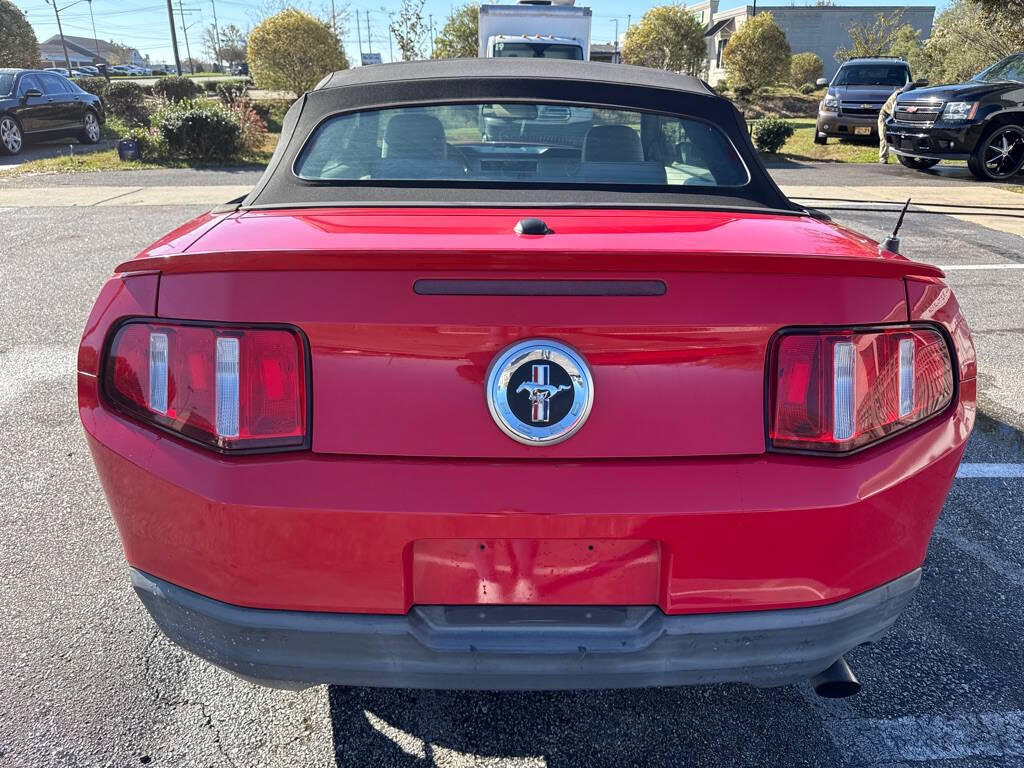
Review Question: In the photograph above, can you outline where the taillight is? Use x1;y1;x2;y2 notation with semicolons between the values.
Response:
104;321;308;451
769;326;954;453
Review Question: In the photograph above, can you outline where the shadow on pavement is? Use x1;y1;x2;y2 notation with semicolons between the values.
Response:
325;414;1024;767
328;683;837;767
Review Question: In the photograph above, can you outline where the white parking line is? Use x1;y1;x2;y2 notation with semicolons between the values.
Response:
0;344;76;405
933;521;1024;588
364;710;547;767
935;264;1024;271
956;463;1024;478
831;710;1024;763
801;687;1024;765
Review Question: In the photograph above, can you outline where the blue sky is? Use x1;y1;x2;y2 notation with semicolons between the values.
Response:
16;0;947;67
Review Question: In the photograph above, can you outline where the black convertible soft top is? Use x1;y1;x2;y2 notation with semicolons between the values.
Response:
242;58;799;213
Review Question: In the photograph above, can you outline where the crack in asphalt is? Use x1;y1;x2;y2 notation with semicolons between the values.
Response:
138;627;241;768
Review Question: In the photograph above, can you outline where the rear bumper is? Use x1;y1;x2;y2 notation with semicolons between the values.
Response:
81;367;973;616
132;567;921;690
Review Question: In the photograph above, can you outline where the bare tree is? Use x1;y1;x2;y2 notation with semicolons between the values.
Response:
105;41;138;65
389;0;427;61
203;22;248;65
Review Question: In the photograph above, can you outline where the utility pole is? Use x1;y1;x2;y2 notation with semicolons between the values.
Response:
177;0;194;74
366;11;373;54
429;14;434;58
166;0;182;74
613;18;618;51
210;0;222;69
356;9;363;57
87;0;101;59
48;0;74;73
330;0;337;36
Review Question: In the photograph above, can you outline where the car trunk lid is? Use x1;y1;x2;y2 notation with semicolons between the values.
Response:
149;208;930;459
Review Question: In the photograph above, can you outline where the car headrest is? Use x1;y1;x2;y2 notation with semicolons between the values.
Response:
582;124;644;163
384;113;447;159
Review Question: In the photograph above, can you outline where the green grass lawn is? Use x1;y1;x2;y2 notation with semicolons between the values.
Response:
2;134;278;177
758;118;880;163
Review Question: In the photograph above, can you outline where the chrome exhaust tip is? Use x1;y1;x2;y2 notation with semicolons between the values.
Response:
811;656;861;698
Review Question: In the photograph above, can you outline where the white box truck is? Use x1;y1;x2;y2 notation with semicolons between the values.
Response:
478;0;593;61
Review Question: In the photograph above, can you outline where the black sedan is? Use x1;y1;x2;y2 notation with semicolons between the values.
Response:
885;53;1024;181
0;68;105;156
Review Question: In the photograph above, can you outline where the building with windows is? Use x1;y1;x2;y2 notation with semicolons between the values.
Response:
40;35;148;69
590;43;622;63
690;3;935;85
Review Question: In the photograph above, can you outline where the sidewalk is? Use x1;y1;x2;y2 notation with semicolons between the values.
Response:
782;184;1024;238
0;184;252;207
1;180;1020;236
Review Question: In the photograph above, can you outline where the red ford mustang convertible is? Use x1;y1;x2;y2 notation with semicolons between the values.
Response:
79;60;975;696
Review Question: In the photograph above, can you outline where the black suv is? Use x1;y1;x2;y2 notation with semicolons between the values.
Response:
886;53;1024;181
0;68;105;156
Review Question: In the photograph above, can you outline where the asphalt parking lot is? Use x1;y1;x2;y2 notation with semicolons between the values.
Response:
1;164;1023;767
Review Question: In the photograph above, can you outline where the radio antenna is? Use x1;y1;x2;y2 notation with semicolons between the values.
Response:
882;198;911;254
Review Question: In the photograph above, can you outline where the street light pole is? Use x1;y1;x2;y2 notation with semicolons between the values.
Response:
165;0;182;75
48;0;74;73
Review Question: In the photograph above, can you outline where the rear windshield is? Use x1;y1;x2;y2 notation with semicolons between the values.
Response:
493;42;584;60
293;102;750;188
833;65;909;86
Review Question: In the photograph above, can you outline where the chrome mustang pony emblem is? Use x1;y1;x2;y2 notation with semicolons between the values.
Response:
487;340;594;446
515;365;571;423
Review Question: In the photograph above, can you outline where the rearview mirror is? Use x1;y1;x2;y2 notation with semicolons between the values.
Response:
815;78;829;87
914;79;929;87
22;88;42;101
480;103;539;121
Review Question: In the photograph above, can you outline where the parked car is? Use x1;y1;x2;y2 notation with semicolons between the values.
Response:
0;68;105;155
814;57;915;144
108;65;133;76
231;62;249;76
44;67;73;77
79;59;975;696
886;52;1024;180
77;65;100;76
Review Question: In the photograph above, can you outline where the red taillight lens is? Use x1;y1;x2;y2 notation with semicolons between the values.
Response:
104;322;307;451
770;327;953;453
